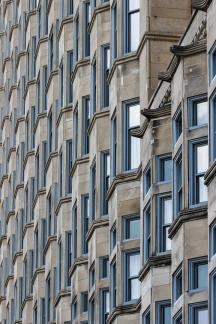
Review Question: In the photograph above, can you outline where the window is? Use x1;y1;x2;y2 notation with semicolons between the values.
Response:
210;269;216;323
48;31;53;74
173;310;182;324
57;239;62;292
91;56;97;114
157;195;172;253
173;150;182;216
73;106;78;162
43;0;48;35
190;140;208;205
143;203;151;263
189;95;208;127
60;0;64;20
89;298;95;324
173;105;182;144
74;14;79;63
101;152;110;216
41;219;47;266
209;41;216;82
32;36;36;79
33;302;37;324
125;251;140;302
35;148;39;194
124;216;140;240
101;45;110;108
81;194;89;254
67;0;73;15
48;111;52;154
173;265;182;303
210;91;216;161
45;275;51;322
111;2;117;61
90;160;96;223
47;192;52;237
110;259;116;310
31;106;35;149
81;292;88;313
71;299;77;321
157;154;172;182
110;223;116;251
65;231;72;287
66;140;72;194
143;162;151;196
189;302;208;324
59;149;63;198
100;289;109;324
210;219;216;258
41;141;47;187
83;1;90;57
123;0;140;53
111;112;117;179
72;203;78;260
89;263;95;289
42;65;47;111
189;257;208;291
36;74;40;115
156;301;171;324
59;60;64;108
100;257;109;279
40;298;46;323
82;96;90;155
123;100;140;171
67;50;73;104
143;307;150;324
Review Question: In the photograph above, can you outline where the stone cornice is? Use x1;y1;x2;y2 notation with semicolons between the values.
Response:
170;38;207;57
86;218;109;242
158;56;179;82
21;295;33;311
9;23;18;41
107;164;142;201
55;195;72;216
0;296;6;304
34;111;47;134
3;0;12;16
69;256;88;278
9;84;17;101
141;104;171;120
54;289;71;307
44;235;57;255
32;188;46;209
169;205;207;239
32;266;45;285
26;9;37;31
0;235;7;248
88;3;110;33
2;56;10;73
7;146;16;162
192;0;212;11
23;221;34;238
16;50;26;69
106;298;141;324
45;151;58;173
0;174;8;188
13;250;23;265
23;150;35;169
204;159;216;186
1;114;9;129
56;105;73;127
57;15;73;40
6;210;15;225
46;69;58;94
71;156;89;178
71;58;90;83
24;79;36;100
15;116;25;134
130;120;149;139
88;109;110;135
35;36;48;61
14;183;24;199
139;254;171;282
5;274;14;289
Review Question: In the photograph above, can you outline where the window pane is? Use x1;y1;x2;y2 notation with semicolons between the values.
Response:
163;306;171;324
166;227;171;251
105;291;110;313
199;176;208;202
129;12;140;52
130;278;140;300
128;218;140;239
130;136;140;169
163;158;172;181
198;309;208;324
164;198;172;224
129;254;140;276
198;263;208;289
129;0;139;11
129;104;140;128
197;145;208;173
196;101;208;125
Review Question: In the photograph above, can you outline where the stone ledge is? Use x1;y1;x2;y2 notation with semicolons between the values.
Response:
139;254;171;282
107;298;141;324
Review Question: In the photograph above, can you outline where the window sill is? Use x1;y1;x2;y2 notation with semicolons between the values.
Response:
188;288;207;294
188;124;208;130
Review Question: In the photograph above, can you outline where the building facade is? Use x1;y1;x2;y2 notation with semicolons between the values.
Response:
0;0;215;323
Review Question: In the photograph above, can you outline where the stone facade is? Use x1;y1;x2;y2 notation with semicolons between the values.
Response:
0;0;215;323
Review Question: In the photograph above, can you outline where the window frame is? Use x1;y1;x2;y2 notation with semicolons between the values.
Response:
156;300;171;324
143;202;151;263
100;151;110;216
173;104;182;145
173;148;183;217
189;301;208;324
157;154;172;183
188;256;208;292
100;288;110;324
83;1;90;58
123;214;140;241
210;268;216;323
189;137;208;207
82;95;90;156
142;306;150;324
143;162;151;197
173;265;183;303
209;40;216;83
101;44;110;109
123;0;140;54
188;94;208;129
210;89;216;162
124;250;140;303
210;219;216;258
